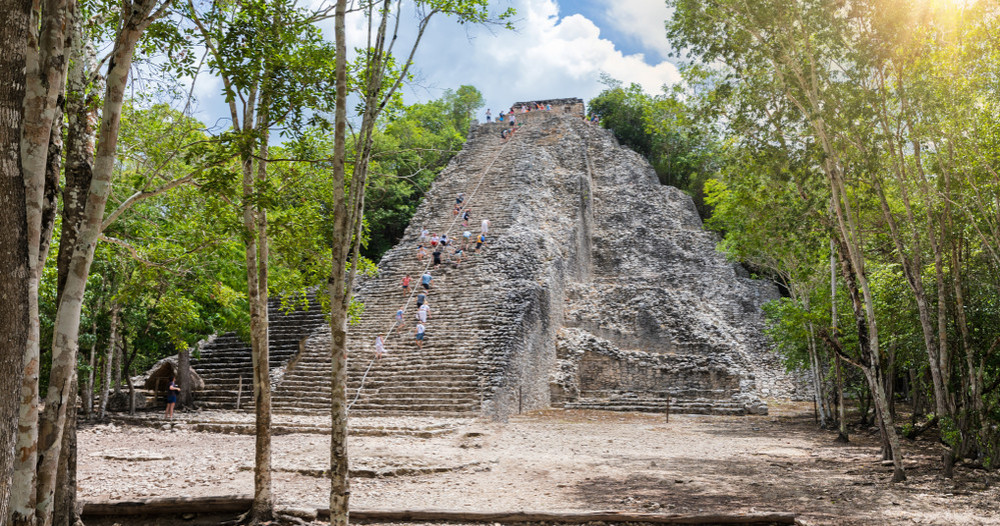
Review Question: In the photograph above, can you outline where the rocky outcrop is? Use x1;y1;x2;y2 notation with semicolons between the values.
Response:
547;117;807;414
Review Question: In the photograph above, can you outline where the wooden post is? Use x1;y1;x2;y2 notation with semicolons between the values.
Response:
236;375;243;410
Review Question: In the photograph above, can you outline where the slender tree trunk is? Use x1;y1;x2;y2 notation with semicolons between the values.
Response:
112;337;121;394
806;323;828;426
328;1;351;523
52;372;78;526
98;303;119;419
829;218;904;481
872;181;950;420
14;0;71;520
83;302;99;421
35;3;160;521
247;99;273;523
178;350;192;409
835;356;848;442
831;241;848;442
1;0;32;519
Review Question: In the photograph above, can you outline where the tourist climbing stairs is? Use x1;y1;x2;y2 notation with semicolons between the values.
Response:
273;121;529;415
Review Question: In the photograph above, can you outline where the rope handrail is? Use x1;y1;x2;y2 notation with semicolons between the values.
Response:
347;121;525;410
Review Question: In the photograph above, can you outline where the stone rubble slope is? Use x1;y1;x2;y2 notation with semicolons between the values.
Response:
555;111;805;413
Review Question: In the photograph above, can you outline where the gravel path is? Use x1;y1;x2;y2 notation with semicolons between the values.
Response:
78;404;1000;525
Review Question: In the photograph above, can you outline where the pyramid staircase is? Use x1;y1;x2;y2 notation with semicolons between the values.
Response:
273;121;534;415
191;292;326;409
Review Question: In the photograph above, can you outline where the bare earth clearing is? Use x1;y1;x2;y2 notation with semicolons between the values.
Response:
78;403;999;525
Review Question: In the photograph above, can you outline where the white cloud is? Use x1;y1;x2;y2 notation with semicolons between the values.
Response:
183;0;681;127
602;0;673;61
402;0;681;115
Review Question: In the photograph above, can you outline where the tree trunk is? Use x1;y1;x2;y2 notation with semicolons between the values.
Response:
35;2;160;522
178;349;192;409
246;99;273;523
98;303;119;419
328;1;351;524
112;336;121;394
834;356;848;443
1;0;32;519
53;372;78;526
831;240;848;443
84;311;98;421
829;216;904;480
806;323;828;427
14;0;72;519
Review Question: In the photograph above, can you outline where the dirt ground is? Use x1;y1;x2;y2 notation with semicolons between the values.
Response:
77;403;1000;525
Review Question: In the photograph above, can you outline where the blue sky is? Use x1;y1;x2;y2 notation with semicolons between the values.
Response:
188;0;679;128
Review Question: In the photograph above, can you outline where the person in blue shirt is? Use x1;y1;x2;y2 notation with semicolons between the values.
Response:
165;376;180;419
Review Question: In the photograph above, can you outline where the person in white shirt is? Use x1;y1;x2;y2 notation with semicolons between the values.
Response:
413;323;426;348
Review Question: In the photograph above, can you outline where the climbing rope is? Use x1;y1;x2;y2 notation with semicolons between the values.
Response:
347;121;524;410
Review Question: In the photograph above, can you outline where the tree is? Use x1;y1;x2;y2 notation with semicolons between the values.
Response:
363;86;484;258
326;2;511;524
1;0;32;519
667;0;910;480
667;0;1000;476
20;1;175;522
188;0;338;519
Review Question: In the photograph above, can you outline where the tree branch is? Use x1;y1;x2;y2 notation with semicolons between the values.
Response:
101;173;195;231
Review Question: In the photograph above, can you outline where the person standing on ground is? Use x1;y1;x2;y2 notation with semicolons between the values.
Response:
481;218;490;235
374;334;386;361
485;109;491;122
420;227;429;243
453;246;464;267
475;233;487;252
401;274;411;293
462;230;472;249
421;271;433;290
462;209;471;227
414;322;426;349
165;376;180;419
416;291;427;308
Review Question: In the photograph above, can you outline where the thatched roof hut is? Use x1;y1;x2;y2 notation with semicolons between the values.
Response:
135;355;205;395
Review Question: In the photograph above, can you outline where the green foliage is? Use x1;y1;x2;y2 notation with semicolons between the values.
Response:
362;86;484;259
667;0;1000;459
588;76;723;216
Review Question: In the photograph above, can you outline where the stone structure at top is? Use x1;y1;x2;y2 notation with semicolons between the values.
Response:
188;101;803;416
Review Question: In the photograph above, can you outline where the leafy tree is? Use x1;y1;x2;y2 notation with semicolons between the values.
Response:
589;77;723;217
364;86;484;259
